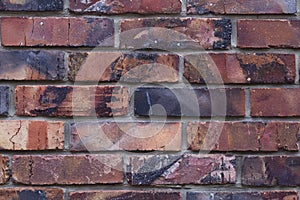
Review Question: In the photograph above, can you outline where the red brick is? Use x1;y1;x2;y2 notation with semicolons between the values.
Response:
0;120;64;151
0;155;9;184
242;156;300;186
251;88;300;117
238;20;300;48
0;188;64;200
187;121;299;151
70;122;181;151
15;85;129;117
69;52;179;82
187;191;298;200
12;155;123;185
69;190;181;200
184;53;295;84
120;18;231;50
127;154;236;185
69;0;181;14
187;0;296;14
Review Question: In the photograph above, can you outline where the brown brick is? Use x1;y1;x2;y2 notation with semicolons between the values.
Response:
1;17;114;47
70;122;181;151
187;191;298;200
187;122;299;152
127;154;236;185
251;88;300;117
12;155;123;185
0;155;9;184
242;156;300;186
184;53;295;84
69;0;181;14
0;50;66;81
15;85;129;117
187;0;296;14
120;18;231;50
238;20;300;48
0;0;64;11
0;120;64;150
69;190;181;200
0;188;64;200
69;52;179;82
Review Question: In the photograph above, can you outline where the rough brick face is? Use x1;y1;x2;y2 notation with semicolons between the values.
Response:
0;155;9;184
238;20;300;48
0;0;64;11
242;156;300;186
12;155;123;185
69;190;181;200
68;52;179;82
1;17;114;47
127;154;236;185
0;86;9;116
70;122;181;151
187;0;297;14
0;50;65;81
15;85;129;117
184;53;296;84
134;88;245;117
69;0;181;14
0;188;64;200
187;122;299;151
120;18;232;50
0;120;64;150
251;88;300;117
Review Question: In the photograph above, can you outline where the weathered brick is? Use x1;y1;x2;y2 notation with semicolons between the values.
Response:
127;154;236;185
187;0;296;14
69;0;181;14
184;53;295;84
187;122;299;151
0;50;65;81
15;85;128;117
0;86;9;116
251;88;300;117
0;0;64;11
120;18;232;50
0;188;64;200
238;20;300;48
0;155;9;184
134;88;245;117
0;120;64;150
68;52;179;82
12;155;123;185
242;156;300;186
69;190;181;200
70;122;181;151
1;17;114;47
187;191;298;200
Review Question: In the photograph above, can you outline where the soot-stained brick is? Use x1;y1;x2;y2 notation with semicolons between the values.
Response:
0;0;64;11
0;86;9;116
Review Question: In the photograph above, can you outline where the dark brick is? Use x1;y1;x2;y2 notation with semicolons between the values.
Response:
238;20;300;48
120;18;232;50
68;52;179;82
0;155;9;184
134;88;245;117
127;154;236;185
0;0;64;11
242;156;300;186
0;50;65;81
0;188;64;200
69;0;181;14
184;53;296;84
187;121;299;151
0;86;9;116
12;155;123;185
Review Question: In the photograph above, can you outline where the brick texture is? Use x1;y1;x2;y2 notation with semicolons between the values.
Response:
15;85;129;117
187;121;299;151
0;155;9;184
0;120;64;150
12;155;123;185
0;188;64;200
70;122;181;151
0;86;9;116
0;0;64;11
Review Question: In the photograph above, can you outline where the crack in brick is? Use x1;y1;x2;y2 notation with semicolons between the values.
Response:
9;121;22;150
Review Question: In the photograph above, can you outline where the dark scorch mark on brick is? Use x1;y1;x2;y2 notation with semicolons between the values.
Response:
213;19;232;49
68;52;88;81
18;190;47;200
0;86;9;116
0;0;64;11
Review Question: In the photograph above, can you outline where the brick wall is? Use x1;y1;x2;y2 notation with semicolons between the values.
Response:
0;0;300;199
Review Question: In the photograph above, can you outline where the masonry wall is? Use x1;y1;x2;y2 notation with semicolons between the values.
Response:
0;0;300;199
